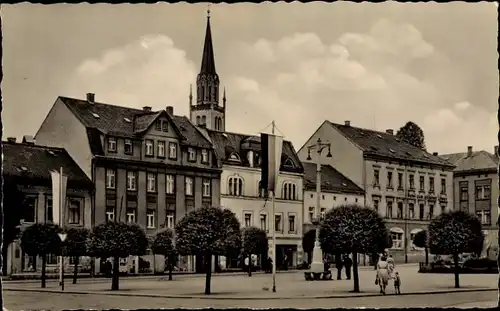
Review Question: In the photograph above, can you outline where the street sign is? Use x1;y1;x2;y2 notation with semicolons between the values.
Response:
58;233;67;242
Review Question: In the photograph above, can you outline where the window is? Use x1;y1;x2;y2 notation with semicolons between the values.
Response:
127;171;137;191
397;202;403;218
185;177;194;196
196;116;201;125
475;184;491;200
201;116;207;125
147;173;156;192
459;182;468;201
386;201;393;219
46;254;58;265
387;171;393;189
373;170;380;187
440;178;446;194
409;203;415;219
166;174;175;194
409;175;415;189
146;209;155;228
106;169;116;189
308;207;315;223
419;204;425;220
201;149;209;163
374;199;379;213
23;197;36;223
228;177;243;196
188;148;196;162
244;213;252;227
106;206;115;222
145;140;154;156
390;230;404;249
107;137;117;152
275;214;282;232
155;120;162;131
282;182;297;200
429;204;434;219
202;178;211;197
322;195;325;200
320;208;326;219
162;120;168;132
46;197;53;223
124;139;133;155
429;177;435;193
441;204;446;214
476;210;491;225
260;214;267;231
126;208;136;223
288;214;296;232
169;142;177;159
157;141;165;157
68;199;80;224
166;211;175;229
396;173;402;189
419;176;425;191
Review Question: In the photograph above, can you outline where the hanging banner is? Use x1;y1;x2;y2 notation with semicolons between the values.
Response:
50;169;68;226
261;133;283;193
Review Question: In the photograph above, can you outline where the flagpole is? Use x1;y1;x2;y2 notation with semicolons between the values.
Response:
271;121;277;293
60;167;65;291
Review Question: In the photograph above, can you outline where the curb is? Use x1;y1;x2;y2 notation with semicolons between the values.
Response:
4;287;496;300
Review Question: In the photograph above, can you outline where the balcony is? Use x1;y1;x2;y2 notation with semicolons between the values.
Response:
408;189;416;198
439;192;447;202
426;192;437;201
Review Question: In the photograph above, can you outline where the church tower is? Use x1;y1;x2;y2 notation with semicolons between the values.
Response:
190;8;226;132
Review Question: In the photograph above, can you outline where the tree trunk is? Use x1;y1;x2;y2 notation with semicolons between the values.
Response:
72;256;79;284
41;255;47;288
168;255;173;281
351;252;360;293
111;256;120;291
425;247;429;265
204;253;212;295
248;256;252;277
453;253;460;288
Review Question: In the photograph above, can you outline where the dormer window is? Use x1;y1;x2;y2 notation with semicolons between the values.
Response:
155;120;162;131
124;139;133;155
229;152;241;162
283;158;295;168
188;148;197;162
201;149;209;163
145;139;154;156
107;137;117;152
162;120;168;132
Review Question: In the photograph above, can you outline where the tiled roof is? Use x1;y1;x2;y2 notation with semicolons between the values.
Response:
439;151;498;172
328;121;454;167
204;129;304;173
2;142;93;188
302;162;364;194
60;96;212;150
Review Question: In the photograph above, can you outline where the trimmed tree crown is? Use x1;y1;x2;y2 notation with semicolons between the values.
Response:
63;227;91;257
88;222;148;258
242;227;268;255
151;229;176;256
21;223;62;256
412;230;428;248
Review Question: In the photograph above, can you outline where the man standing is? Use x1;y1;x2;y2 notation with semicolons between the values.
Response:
343;254;352;280
335;253;344;280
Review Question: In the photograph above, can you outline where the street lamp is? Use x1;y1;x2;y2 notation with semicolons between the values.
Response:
306;138;332;277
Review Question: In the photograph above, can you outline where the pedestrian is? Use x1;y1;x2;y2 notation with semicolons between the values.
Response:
394;272;401;294
343;254;352;280
335;253;344;280
387;254;395;279
376;255;390;295
283;254;288;271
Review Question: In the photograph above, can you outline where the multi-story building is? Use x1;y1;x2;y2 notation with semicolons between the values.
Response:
34;96;221;273
3;137;93;276
298;120;455;263
191;12;305;269
301;162;364;262
440;145;499;259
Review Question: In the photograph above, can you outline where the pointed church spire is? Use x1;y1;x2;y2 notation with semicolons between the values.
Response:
189;84;193;106
223;87;226;107
200;5;217;75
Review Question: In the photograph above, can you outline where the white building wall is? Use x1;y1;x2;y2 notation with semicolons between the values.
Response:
303;191;365;224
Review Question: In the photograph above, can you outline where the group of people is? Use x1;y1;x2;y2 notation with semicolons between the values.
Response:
321;253;353;280
375;253;401;295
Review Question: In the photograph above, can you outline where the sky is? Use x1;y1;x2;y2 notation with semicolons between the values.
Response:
2;2;498;155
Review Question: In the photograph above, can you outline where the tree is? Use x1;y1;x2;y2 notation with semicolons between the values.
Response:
63;227;90;284
428;211;483;288
175;206;241;295
396;121;426;150
88;222;148;290
302;229;317;264
20;223;62;288
319;204;389;292
151;229;177;281
412;230;429;265
242;227;268;277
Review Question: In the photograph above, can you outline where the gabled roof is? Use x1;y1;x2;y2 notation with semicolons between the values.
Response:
302;162;364;194
439;151;498;172
327;121;454;168
203;129;304;173
59;96;213;151
2;141;93;189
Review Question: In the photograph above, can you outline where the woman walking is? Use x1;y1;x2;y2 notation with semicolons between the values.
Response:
386;254;395;279
376;255;390;295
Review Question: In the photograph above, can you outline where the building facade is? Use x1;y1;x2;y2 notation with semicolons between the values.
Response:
3;137;93;276
297;120;455;263
440;145;499;259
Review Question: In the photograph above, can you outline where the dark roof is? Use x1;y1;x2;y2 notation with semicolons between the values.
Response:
200;15;217;75
439;151;498;172
2;142;93;188
302;162;364;194
204;129;304;173
328;121;454;168
60;96;213;151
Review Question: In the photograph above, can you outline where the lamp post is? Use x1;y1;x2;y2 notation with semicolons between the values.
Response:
306;138;332;276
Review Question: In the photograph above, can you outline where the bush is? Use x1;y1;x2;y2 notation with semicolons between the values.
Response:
463;258;497;269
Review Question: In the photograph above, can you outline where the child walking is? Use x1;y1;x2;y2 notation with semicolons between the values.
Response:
394;272;401;295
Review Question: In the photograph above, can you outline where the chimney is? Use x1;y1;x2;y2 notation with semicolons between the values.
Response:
432;152;438;156
86;93;95;104
494;145;498;156
22;135;35;145
247;150;254;168
467;146;473;157
344;120;351;126
166;106;174;115
7;137;16;143
143;106;152;112
385;129;394;135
